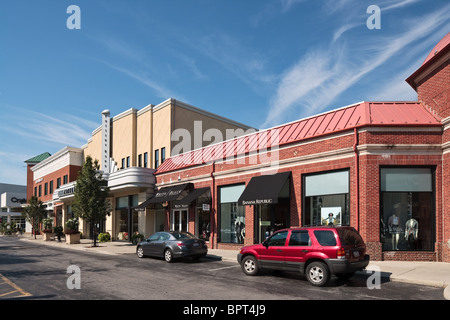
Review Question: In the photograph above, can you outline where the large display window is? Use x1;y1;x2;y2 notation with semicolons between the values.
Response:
303;169;350;227
115;195;138;240
380;167;434;251
219;184;245;244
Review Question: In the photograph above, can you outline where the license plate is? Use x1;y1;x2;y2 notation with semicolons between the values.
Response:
193;242;199;247
353;251;360;258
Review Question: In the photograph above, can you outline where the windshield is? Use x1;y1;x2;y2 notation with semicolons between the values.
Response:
171;231;196;240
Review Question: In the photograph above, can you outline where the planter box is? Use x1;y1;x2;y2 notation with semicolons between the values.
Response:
65;233;81;244
43;233;55;241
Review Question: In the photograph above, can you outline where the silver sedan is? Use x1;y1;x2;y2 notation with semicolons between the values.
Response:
136;231;208;262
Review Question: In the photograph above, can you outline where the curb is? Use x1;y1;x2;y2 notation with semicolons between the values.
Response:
360;269;449;300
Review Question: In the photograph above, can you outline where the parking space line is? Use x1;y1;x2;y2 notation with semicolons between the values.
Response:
209;265;240;272
0;290;19;297
0;273;32;298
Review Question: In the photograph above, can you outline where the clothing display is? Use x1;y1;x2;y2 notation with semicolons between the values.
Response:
405;218;418;240
388;214;402;233
388;214;401;250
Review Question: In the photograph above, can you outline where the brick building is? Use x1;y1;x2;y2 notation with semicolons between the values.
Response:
148;33;450;262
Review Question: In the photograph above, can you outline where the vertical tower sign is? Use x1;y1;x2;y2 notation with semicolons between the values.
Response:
102;109;111;174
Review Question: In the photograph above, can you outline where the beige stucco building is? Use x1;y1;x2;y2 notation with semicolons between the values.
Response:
32;98;253;240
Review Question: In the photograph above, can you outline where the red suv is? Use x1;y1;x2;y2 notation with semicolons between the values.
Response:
237;226;370;286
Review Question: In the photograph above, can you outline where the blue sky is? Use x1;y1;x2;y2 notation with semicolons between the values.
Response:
0;0;449;186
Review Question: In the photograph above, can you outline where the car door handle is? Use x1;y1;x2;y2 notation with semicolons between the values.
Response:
301;249;309;253
277;249;283;252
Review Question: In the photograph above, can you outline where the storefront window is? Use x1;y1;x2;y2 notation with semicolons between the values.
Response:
155;206;166;231
303;169;350;227
219;184;245;244
380;168;434;251
197;199;211;241
116;195;138;241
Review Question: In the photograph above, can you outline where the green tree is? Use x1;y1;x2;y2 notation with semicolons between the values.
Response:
22;196;47;239
72;156;110;247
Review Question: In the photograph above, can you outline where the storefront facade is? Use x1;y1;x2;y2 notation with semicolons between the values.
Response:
0;183;28;233
154;102;445;261
152;33;449;262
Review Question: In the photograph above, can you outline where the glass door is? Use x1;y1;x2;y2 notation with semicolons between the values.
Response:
259;205;271;243
171;210;188;232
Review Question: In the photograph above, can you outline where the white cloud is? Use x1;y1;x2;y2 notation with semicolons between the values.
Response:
0;105;93;148
97;59;179;100
262;3;450;128
186;33;275;95
90;35;183;100
332;23;360;42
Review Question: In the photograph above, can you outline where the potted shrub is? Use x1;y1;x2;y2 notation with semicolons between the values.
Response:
131;232;145;245
65;218;80;244
42;218;54;241
98;232;111;243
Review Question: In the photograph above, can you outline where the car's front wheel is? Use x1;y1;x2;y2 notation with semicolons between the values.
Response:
164;249;174;263
241;255;259;276
136;246;145;258
306;261;330;286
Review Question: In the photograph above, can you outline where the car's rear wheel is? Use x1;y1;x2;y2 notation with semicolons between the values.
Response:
136;246;145;258
241;255;259;276
164;249;174;263
306;261;330;286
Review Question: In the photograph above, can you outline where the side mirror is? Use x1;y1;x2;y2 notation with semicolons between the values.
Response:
263;240;269;248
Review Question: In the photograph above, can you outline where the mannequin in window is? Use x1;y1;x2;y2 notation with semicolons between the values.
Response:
405;217;418;249
388;204;402;250
235;216;245;244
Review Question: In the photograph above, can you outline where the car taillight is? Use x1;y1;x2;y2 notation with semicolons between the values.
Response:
177;242;185;248
337;247;346;259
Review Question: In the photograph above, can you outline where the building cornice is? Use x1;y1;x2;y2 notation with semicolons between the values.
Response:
31;147;83;172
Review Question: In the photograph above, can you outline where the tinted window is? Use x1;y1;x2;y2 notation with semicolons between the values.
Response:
160;233;171;241
148;233;160;241
266;231;288;246
172;232;196;239
337;228;364;246
289;231;311;246
313;230;337;246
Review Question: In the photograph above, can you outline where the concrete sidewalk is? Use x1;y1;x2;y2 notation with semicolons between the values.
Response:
17;235;450;299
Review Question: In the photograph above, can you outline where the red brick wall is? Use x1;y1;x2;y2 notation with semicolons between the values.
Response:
442;151;450;262
416;61;450;118
32;165;81;203
156;129;447;261
26;164;35;201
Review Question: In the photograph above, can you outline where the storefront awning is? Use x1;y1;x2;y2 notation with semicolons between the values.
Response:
173;187;210;207
238;171;291;206
134;183;193;211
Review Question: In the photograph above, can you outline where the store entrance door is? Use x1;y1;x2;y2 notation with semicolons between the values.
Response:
255;200;290;244
171;209;188;232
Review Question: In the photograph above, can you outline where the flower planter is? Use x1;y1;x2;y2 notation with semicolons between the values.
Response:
43;232;55;241
65;232;81;244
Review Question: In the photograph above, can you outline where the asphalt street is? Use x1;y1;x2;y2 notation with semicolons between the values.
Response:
0;236;445;304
